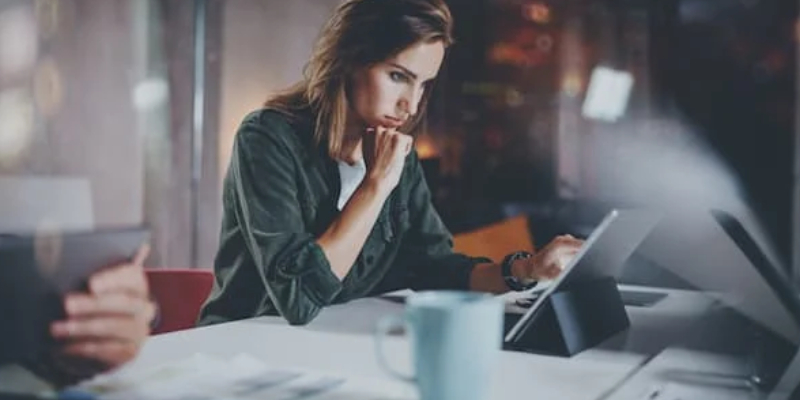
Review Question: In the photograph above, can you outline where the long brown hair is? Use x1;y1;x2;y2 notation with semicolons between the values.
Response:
264;0;454;160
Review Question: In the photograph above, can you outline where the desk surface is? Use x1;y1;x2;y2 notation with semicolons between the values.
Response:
113;286;719;400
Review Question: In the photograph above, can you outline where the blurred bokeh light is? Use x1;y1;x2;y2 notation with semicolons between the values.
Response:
33;57;64;118
0;5;38;78
0;88;35;168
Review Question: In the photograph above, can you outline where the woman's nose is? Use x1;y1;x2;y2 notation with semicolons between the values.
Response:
398;93;418;118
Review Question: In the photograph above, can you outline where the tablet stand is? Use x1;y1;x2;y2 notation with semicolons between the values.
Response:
504;277;630;357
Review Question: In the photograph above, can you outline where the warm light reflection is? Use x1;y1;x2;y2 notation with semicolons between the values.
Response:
796;19;800;43
415;134;439;159
561;73;582;97
35;0;60;39
0;88;35;168
34;57;64;118
505;88;524;107
522;3;551;24
489;43;527;66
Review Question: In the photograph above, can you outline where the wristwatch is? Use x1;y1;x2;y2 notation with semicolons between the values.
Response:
501;251;537;291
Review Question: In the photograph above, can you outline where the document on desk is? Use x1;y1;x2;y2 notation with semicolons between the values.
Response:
70;353;415;400
638;382;755;400
607;348;755;400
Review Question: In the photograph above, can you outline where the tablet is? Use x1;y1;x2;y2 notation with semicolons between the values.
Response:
0;227;149;364
504;209;661;343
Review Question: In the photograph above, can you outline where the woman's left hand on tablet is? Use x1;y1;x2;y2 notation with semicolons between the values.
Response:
50;244;155;372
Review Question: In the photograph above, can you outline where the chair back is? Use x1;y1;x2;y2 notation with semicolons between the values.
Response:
145;268;213;334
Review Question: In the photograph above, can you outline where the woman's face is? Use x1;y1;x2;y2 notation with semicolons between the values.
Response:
349;40;445;130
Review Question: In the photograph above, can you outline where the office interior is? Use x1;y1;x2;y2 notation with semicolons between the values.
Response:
1;0;799;399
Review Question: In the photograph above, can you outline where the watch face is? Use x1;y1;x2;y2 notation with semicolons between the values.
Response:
503;251;533;291
504;277;523;291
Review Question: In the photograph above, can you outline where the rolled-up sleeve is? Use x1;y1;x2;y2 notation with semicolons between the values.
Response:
230;116;342;325
400;152;487;291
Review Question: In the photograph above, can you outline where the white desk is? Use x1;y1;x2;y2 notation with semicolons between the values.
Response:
109;286;725;400
131;300;643;399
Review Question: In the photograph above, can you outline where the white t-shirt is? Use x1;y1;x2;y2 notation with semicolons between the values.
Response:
337;158;366;210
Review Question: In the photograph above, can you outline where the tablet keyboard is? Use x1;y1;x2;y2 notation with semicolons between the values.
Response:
513;289;668;309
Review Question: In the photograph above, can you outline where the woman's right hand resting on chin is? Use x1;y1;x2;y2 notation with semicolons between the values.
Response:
317;126;413;279
361;126;413;194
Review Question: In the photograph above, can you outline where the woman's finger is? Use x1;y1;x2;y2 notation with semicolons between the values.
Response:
89;245;150;296
89;264;148;297
63;293;153;320
556;235;584;248
387;133;405;159
60;340;141;369
51;315;150;342
538;263;563;279
402;135;413;156
390;132;413;155
548;266;563;279
89;244;149;286
131;244;150;267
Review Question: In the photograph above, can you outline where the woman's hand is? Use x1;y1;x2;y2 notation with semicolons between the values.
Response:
514;235;584;282
50;244;155;375
361;126;413;194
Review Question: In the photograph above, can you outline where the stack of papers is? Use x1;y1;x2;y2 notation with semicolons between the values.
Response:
69;353;415;400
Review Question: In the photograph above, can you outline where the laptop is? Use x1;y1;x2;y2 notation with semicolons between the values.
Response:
710;209;800;339
599;209;800;399
711;209;800;395
767;349;800;400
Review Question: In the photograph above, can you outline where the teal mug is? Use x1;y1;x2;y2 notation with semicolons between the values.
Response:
374;291;503;400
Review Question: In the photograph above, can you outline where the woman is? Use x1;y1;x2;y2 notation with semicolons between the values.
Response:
198;0;582;326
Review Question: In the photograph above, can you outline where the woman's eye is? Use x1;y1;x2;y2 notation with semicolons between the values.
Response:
390;72;407;82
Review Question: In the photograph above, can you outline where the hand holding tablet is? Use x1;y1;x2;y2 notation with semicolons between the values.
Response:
0;227;150;378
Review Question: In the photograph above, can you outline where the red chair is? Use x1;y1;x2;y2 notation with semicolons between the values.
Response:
145;268;214;335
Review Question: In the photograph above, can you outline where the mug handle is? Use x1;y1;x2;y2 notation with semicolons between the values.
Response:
374;314;415;383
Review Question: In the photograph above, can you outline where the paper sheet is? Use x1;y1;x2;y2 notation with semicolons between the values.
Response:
69;353;415;400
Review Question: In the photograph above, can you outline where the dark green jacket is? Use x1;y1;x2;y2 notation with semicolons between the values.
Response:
198;109;486;326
